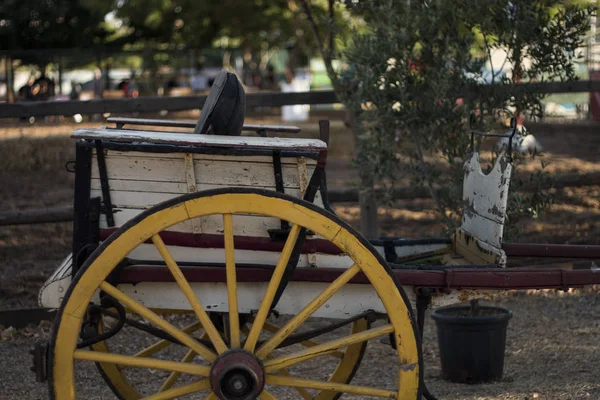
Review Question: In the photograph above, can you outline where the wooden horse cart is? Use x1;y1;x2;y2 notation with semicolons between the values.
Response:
33;73;600;400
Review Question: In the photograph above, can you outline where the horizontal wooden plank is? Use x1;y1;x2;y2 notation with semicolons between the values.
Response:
0;90;339;118
94;149;317;165
91;158;311;188
74;128;327;151
118;280;383;319
2;80;599;118
100;207;282;236
107;117;302;134
0;207;72;226
92;185;323;209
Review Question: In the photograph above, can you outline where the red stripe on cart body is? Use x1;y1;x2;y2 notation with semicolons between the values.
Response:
116;265;600;290
503;242;600;259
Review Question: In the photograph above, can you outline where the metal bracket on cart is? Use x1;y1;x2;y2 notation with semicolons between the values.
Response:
29;340;49;383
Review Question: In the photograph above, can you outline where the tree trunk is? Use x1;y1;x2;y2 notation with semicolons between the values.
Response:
297;0;379;238
359;186;379;239
5;57;14;103
348;110;379;238
57;55;63;96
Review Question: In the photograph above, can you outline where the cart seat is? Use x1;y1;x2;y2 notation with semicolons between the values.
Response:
193;70;246;136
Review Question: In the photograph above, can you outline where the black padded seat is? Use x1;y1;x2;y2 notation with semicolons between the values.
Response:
193;71;246;136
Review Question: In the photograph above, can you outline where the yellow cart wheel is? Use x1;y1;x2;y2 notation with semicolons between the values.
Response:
49;189;422;399
92;317;369;400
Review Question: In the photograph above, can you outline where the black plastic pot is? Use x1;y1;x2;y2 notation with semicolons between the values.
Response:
431;305;512;384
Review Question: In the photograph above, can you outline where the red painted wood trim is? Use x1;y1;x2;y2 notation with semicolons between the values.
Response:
116;265;600;290
503;242;600;259
100;229;343;255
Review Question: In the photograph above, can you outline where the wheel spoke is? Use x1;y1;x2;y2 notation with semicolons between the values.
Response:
73;350;210;376
99;281;217;362
261;321;344;359
258;389;279;400
244;224;302;352
152;234;228;354
117;322;203;371
266;375;397;398
223;213;241;348
296;338;344;359
142;379;211;400
265;354;312;400
264;324;393;372
158;348;196;392
257;264;360;358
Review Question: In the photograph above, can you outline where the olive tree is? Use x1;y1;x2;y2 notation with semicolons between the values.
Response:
302;0;593;237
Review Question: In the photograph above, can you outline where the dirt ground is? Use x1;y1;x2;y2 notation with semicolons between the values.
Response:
0;117;598;399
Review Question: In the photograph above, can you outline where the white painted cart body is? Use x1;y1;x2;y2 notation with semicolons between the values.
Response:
40;124;510;314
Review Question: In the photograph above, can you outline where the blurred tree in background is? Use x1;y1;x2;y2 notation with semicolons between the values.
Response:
0;0;113;71
340;0;593;237
113;0;352;80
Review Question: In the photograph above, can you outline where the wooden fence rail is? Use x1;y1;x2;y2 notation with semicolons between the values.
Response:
1;80;599;119
2;170;599;226
0;90;338;119
1;79;599;226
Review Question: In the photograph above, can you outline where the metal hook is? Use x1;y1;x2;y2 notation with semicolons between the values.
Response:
468;108;517;160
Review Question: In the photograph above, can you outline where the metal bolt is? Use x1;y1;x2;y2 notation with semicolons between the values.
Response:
232;379;243;391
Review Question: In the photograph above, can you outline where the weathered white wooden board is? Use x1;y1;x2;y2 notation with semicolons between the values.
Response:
462;154;512;225
460;213;505;248
99;208;274;236
456;152;511;266
94;150;318;165
90;148;324;246
92;187;322;209
91;153;310;188
73;128;328;151
90;146;325;249
125;245;354;269
118;281;387;319
460;153;512;250
391;243;451;259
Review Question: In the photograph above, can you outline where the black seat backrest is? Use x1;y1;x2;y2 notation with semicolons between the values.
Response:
193;71;246;136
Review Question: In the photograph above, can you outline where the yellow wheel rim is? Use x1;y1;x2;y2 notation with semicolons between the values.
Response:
51;190;421;399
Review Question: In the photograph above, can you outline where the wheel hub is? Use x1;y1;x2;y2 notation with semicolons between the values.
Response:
210;350;265;400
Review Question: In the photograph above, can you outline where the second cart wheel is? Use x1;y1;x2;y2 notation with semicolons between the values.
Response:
50;189;422;399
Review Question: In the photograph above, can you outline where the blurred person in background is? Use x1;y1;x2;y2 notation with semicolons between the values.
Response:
18;75;38;101
93;68;103;99
33;73;55;101
69;81;80;100
261;65;280;91
191;63;209;93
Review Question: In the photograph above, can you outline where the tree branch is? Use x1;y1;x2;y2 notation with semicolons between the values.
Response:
410;130;456;230
298;0;340;92
328;0;334;59
298;0;327;60
482;31;496;84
